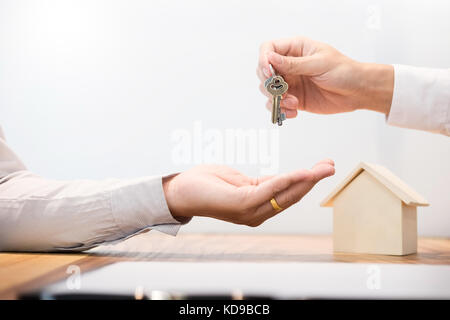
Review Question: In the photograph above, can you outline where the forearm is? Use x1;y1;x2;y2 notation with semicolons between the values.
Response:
0;171;183;252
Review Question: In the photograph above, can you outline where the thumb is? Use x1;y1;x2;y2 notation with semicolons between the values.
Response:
268;52;319;76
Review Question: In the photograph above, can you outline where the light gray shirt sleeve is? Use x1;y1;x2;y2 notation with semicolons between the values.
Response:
0;126;186;252
387;64;450;136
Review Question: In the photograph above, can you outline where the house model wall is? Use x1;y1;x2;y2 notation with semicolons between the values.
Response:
321;162;429;256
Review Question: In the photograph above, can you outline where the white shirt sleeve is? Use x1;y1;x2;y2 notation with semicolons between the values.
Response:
0;127;188;252
386;64;450;136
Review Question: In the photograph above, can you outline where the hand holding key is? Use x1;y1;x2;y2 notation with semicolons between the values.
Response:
257;36;394;117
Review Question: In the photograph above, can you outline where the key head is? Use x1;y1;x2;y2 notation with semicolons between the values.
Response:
265;75;288;96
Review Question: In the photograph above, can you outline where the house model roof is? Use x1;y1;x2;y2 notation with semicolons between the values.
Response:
320;162;429;207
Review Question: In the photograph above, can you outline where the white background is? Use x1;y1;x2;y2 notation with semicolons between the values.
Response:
1;0;449;236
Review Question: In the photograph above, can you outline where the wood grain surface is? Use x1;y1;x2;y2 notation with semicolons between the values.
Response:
1;233;449;299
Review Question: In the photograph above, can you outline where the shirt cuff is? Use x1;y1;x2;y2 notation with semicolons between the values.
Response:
109;175;189;237
386;64;450;135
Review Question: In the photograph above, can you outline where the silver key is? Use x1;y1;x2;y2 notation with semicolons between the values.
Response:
264;65;288;126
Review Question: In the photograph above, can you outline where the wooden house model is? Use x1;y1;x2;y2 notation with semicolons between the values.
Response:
321;162;429;255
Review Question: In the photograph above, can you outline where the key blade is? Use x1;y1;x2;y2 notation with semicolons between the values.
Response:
274;95;282;125
271;96;278;124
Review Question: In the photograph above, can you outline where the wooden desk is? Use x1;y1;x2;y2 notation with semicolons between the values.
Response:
1;233;449;299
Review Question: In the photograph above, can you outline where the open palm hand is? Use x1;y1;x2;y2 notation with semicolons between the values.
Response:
163;159;335;227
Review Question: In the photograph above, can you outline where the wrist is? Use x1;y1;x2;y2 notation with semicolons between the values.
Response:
356;62;394;115
162;174;189;221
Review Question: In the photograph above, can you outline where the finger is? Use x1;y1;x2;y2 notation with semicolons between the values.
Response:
310;160;336;181
314;158;335;167
252;179;314;225
281;108;298;119
260;82;271;98
256;67;267;82
266;99;278;112
268;52;320;76
280;95;299;110
259;38;298;68
266;100;296;115
259;38;296;78
283;94;299;107
251;161;335;225
258;41;275;78
268;103;298;117
244;169;312;208
275;161;335;207
265;97;297;113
